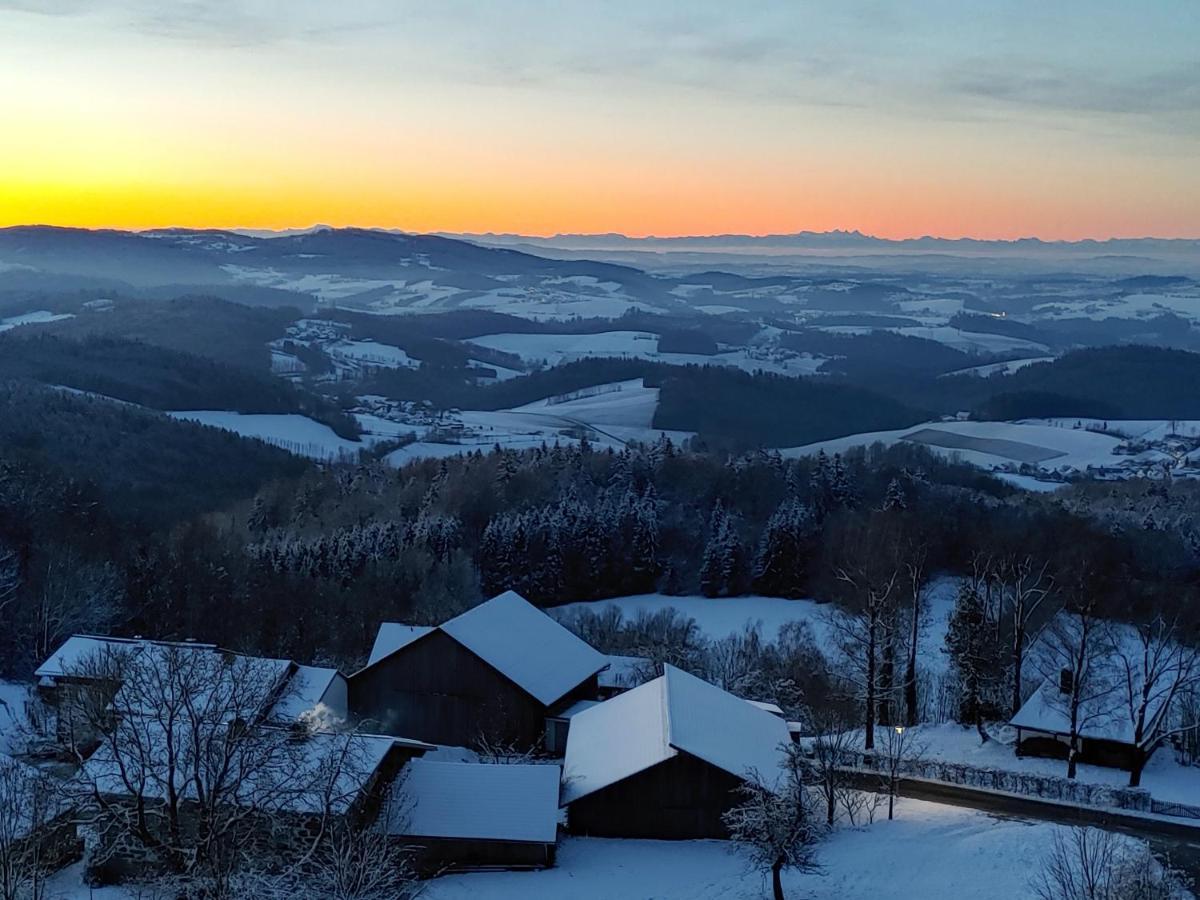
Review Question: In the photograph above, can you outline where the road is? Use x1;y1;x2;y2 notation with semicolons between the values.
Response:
845;769;1200;883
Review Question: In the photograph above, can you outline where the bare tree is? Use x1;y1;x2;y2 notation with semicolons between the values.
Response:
32;551;122;664
901;543;928;727
723;746;823;900
994;555;1056;717
1033;604;1116;780
875;723;925;821
825;513;902;753
64;643;382;896
0;756;58;900
1111;615;1200;787
0;545;17;624
805;703;861;828
1031;827;1189;900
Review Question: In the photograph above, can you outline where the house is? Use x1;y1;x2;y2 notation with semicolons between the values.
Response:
560;665;790;839
35;635;348;748
392;759;560;873
80;727;433;884
1011;620;1174;772
349;591;608;749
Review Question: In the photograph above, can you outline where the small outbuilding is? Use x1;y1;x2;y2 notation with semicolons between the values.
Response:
393;759;560;873
561;665;790;839
350;591;608;749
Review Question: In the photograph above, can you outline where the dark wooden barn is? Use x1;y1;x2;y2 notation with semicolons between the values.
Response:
560;665;791;840
349;591;607;749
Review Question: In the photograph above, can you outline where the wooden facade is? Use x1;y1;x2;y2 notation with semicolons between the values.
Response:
1015;729;1148;772
349;630;598;748
405;837;556;875
565;751;744;840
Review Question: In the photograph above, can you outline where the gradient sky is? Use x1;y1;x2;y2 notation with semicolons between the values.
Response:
1;1;1198;239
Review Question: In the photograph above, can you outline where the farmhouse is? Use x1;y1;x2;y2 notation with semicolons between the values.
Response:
560;664;790;839
350;591;608;749
393;759;560;873
34;635;348;748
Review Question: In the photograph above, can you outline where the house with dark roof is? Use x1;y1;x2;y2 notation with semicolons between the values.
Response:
392;759;561;873
349;591;608;749
560;665;790;839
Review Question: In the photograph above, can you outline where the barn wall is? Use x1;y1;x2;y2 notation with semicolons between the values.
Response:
349;631;549;748
405;837;556;875
566;751;744;839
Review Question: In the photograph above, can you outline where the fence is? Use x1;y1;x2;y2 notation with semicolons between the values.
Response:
845;750;1153;813
1151;799;1200;820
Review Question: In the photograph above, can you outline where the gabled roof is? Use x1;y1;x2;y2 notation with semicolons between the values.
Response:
395;759;560;844
561;665;790;805
269;665;343;723
367;624;435;667
439;591;608;706
34;635;218;679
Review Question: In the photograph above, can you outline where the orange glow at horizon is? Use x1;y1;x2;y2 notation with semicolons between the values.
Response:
1;6;1197;243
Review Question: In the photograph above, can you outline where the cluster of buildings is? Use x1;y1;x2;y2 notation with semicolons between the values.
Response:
19;591;793;885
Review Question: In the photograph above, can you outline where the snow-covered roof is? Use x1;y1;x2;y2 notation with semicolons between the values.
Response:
440;591;608;706
33;635;217;679
1012;618;1175;747
561;665;790;805
80;727;427;815
396;760;560;843
270;665;342;722
598;654;654;690
367;623;435;667
745;699;785;717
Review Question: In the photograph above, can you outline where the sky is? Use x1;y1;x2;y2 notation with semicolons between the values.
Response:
1;1;1198;239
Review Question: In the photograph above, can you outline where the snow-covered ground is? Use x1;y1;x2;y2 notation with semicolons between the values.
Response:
166;411;367;460
812;324;1050;355
783;420;1125;473
384;380;696;466
942;356;1055;378
1019;418;1200;441
912;722;1200;808
0;310;74;332
424;799;1145;900
0;681;32;756
466;331;825;376
327;339;420;369
554;579;958;676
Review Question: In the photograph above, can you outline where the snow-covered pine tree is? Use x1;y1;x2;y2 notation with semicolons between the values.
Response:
881;477;907;511
752;498;815;598
945;580;999;741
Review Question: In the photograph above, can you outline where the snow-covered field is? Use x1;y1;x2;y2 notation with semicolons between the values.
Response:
424;799;1128;900
466;331;825;376
784;420;1124;473
942;356;1055;378
0;309;74;332
554;578;958;675
384;380;696;466
166;411;367;460
327;339;420;369
1019;418;1200;441
812;324;1050;355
